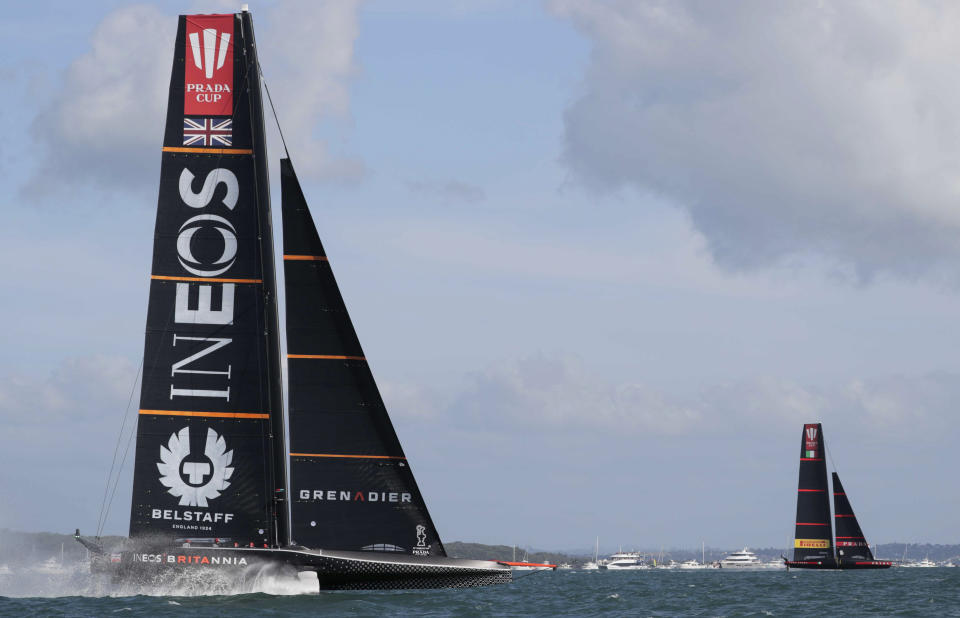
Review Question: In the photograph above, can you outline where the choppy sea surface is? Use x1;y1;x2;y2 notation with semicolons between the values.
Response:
1;566;959;616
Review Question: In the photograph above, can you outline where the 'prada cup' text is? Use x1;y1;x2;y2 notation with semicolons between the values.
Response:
299;490;412;503
186;82;231;105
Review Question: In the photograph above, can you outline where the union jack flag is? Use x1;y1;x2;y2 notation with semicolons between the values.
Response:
183;117;232;147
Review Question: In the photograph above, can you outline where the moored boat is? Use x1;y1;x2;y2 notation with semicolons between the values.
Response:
603;551;648;570
719;549;763;569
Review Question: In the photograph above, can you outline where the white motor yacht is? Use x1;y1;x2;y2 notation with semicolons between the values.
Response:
719;548;779;569
603;551;649;570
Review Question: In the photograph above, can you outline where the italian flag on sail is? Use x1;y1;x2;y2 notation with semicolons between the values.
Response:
805;450;816;458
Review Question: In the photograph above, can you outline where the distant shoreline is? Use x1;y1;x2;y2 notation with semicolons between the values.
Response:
1;528;956;567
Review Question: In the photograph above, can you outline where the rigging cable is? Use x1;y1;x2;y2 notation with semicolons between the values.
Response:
96;300;176;538
258;66;291;159
95;357;143;539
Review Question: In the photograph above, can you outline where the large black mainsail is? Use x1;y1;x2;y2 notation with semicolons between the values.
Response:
791;423;833;563
832;472;875;563
281;158;445;556
129;11;286;548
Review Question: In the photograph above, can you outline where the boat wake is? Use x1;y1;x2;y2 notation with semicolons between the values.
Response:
0;563;318;598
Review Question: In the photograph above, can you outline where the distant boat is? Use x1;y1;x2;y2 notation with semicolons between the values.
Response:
505;548;555;572
33;543;67;575
901;557;938;568
582;537;601;570
784;423;892;570
603;550;648;570
679;541;713;569
33;557;67;575
718;549;777;569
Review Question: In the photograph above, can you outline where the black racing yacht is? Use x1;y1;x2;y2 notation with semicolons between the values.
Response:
784;423;891;570
75;8;511;590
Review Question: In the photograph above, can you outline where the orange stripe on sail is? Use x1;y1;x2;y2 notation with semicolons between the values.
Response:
283;255;328;261
290;452;406;460
151;275;263;284
162;147;253;155
287;354;366;361
140;409;269;419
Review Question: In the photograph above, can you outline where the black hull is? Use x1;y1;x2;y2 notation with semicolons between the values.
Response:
92;546;512;590
784;559;892;570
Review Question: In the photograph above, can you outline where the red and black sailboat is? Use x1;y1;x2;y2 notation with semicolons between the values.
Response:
74;8;511;590
784;423;891;570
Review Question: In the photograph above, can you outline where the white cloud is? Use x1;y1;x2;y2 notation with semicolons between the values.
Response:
0;355;136;426
551;0;960;280
406;179;487;204
259;0;364;179
386;353;957;444
25;1;363;196
26;4;172;196
0;355;138;534
396;354;701;435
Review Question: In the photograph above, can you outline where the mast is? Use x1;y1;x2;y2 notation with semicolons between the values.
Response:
239;8;288;549
791;423;833;563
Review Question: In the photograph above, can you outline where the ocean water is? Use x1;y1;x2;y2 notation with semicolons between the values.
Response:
1;567;959;616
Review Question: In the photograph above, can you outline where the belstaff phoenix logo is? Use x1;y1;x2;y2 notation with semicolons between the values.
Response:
806;427;818;441
157;426;234;507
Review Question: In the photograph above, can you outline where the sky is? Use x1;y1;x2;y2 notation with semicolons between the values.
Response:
2;0;960;554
